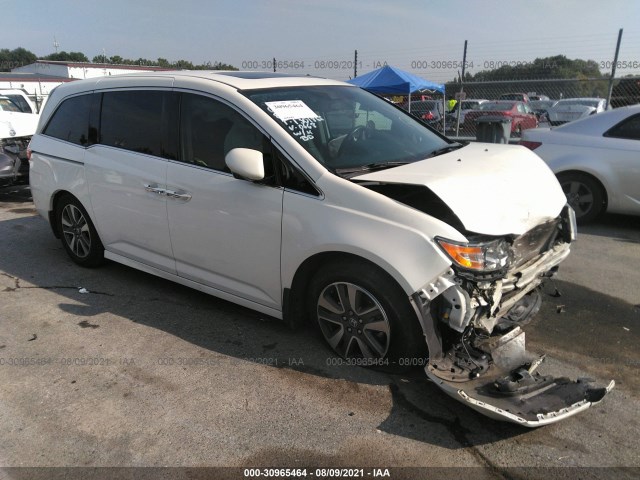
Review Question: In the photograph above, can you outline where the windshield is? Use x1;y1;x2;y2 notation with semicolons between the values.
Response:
499;94;524;100
0;98;21;112
529;100;555;109
479;102;514;111
245;86;450;171
4;95;32;113
460;101;482;110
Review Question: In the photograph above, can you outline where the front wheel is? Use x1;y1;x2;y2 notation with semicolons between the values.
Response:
511;124;522;138
55;194;105;267
308;260;427;372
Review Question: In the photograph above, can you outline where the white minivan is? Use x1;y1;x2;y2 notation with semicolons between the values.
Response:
28;71;612;426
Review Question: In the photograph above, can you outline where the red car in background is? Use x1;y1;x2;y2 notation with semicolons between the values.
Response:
463;101;538;136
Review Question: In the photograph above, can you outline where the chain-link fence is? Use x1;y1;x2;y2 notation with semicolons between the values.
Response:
243;30;640;142
391;76;640;140
389;76;640;141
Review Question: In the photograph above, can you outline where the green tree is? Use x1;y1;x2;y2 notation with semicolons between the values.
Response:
465;55;603;82
446;55;610;100
42;51;89;62
0;47;37;71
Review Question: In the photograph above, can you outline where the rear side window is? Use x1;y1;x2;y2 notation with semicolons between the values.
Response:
43;94;92;146
604;114;640;140
100;90;178;159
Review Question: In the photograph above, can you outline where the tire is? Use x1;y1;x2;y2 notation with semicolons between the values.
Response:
511;124;522;138
308;260;427;372
556;172;605;223
55;194;105;267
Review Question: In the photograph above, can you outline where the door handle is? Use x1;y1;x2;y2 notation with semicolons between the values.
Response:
144;183;166;195
165;189;192;202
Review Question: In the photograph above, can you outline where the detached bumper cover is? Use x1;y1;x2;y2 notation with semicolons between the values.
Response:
427;368;614;427
424;328;614;427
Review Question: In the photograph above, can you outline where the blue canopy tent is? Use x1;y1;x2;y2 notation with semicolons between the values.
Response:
347;65;445;113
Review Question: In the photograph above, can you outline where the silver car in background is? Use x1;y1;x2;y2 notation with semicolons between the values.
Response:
546;98;608;126
521;104;640;222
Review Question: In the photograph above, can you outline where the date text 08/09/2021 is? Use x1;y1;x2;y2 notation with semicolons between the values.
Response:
240;60;389;70
244;468;391;478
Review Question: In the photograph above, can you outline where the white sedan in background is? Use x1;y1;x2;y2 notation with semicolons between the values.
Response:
546;98;608;126
521;104;640;222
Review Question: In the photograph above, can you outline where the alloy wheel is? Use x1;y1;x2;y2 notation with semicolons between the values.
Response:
316;282;391;359
562;180;594;219
60;204;92;258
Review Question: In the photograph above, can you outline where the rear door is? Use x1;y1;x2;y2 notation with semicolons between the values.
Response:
84;86;179;273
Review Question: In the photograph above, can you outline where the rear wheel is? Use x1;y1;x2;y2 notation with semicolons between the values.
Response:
557;172;605;223
308;260;427;372
55;194;104;267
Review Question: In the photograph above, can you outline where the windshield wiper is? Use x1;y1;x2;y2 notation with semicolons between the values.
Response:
427;143;464;158
335;161;408;175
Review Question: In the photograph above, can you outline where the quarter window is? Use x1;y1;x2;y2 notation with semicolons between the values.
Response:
43;94;92;146
276;150;319;196
100;90;178;159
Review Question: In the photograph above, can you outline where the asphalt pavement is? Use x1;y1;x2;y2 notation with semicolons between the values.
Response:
0;184;638;479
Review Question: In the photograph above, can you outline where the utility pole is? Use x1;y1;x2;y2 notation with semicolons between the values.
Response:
53;36;60;53
455;40;468;137
354;50;358;78
606;29;623;109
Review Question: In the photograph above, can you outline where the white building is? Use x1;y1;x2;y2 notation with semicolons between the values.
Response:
12;60;175;80
5;61;176;111
0;72;71;96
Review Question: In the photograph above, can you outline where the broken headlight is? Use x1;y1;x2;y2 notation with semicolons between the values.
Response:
436;237;510;272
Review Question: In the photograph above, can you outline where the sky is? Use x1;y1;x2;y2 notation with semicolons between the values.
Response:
4;0;640;82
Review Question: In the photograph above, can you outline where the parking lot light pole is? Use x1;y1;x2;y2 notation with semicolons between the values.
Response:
606;29;623;109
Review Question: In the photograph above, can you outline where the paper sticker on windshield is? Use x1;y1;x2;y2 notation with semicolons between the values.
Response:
265;100;320;122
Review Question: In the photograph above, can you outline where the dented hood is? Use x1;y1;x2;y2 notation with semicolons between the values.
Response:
353;142;567;236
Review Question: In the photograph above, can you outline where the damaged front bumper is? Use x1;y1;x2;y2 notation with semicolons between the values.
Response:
411;208;614;426
0;136;30;187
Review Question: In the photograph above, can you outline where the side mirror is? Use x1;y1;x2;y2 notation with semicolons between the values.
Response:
225;148;265;181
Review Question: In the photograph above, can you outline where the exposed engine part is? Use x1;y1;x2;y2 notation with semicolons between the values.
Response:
494;290;542;333
437;285;473;332
428;329;490;382
414;211;573;387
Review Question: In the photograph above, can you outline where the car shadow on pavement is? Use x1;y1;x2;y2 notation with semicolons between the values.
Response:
2;208;627;450
0;183;32;198
578;213;640;244
529;279;640;396
0;184;33;208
